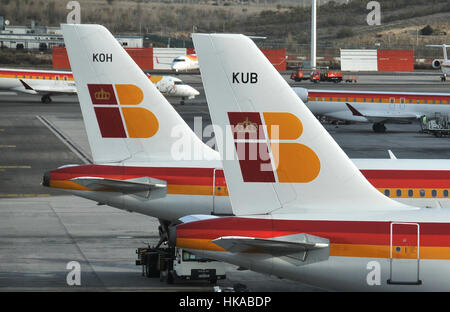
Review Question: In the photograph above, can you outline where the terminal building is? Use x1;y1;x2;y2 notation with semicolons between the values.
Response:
0;17;143;50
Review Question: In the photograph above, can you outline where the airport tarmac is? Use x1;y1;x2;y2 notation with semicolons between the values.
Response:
0;73;449;291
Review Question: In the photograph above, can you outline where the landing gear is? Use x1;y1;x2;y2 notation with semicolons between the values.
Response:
41;95;52;104
372;122;386;133
180;97;185;105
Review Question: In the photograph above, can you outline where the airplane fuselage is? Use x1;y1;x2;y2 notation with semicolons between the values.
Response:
45;159;450;221
304;90;450;123
176;209;450;291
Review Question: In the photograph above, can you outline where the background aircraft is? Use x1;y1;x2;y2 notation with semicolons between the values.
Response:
0;68;76;103
428;44;450;77
147;74;199;104
173;32;450;291
0;68;199;104
293;88;450;133
170;54;199;72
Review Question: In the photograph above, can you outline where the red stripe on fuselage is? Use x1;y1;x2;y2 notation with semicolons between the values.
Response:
309;91;450;101
361;169;450;188
0;69;73;79
50;165;449;189
50;165;226;187
49;165;448;191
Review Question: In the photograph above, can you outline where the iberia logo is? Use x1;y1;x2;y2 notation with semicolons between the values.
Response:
228;112;320;183
87;84;159;138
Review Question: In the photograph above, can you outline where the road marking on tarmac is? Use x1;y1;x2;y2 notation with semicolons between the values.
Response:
0;165;31;169
0;145;16;148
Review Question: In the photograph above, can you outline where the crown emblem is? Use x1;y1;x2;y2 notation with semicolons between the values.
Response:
94;88;111;101
235;118;258;133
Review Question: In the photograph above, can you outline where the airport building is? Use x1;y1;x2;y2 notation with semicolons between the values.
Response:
0;18;143;50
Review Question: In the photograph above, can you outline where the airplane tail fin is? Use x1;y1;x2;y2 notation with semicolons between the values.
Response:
426;44;449;61
193;34;410;215
61;24;217;164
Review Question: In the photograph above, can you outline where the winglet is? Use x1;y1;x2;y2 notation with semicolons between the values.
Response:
19;79;34;91
346;103;364;117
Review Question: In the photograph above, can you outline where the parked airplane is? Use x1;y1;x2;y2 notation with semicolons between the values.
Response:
293;88;450;133
171;32;450;291
48;25;449;252
0;68;76;103
0;68;199;104
427;44;450;77
171;54;199;72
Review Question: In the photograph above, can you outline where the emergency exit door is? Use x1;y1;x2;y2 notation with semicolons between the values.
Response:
388;222;421;285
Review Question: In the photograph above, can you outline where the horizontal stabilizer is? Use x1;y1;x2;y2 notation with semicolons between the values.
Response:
179;214;220;224
212;233;329;256
70;176;167;199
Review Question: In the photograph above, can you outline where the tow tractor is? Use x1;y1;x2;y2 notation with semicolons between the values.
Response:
136;244;227;284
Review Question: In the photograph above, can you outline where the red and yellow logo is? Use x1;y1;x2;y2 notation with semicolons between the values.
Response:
228;112;320;183
87;84;159;138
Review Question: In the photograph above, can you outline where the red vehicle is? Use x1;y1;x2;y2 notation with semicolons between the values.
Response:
290;68;308;82
310;70;343;83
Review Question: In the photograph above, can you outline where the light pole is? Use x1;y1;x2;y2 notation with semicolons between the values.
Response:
311;0;317;69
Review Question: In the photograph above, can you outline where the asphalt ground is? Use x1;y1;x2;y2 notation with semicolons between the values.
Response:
0;72;449;291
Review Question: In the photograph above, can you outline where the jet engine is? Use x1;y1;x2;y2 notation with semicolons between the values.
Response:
292;87;308;103
432;59;442;69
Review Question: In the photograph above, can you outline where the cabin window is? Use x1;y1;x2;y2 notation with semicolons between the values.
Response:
432;100;436;104
363;98;367;102
440;100;442;104
353;98;356;102
316;97;318;101
371;98;374;102
444;190;449;197
419;189;425;197
409;99;412;104
56;76;59;80
424;100;427;104
408;189;414;197
384;189;390;197
417;100;420;104
345;98;348;102
431;190;437;197
322;98;325;101
396;189;402;197
337;98;340;102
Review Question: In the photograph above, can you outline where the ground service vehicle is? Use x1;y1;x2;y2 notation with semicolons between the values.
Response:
426;115;450;137
310;70;343;83
290;68;309;82
136;245;227;284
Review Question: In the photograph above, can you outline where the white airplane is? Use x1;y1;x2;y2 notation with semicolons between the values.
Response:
47;24;449;252
171;54;199;72
292;88;450;133
427;44;450;76
147;74;199;104
172;33;450;291
0;68;76;103
0;68;199;104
